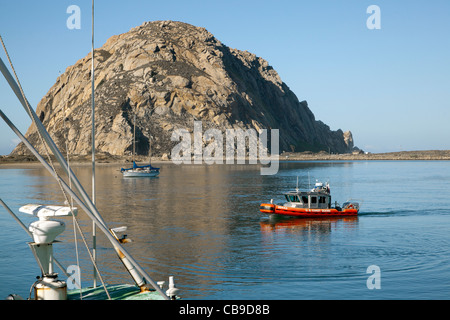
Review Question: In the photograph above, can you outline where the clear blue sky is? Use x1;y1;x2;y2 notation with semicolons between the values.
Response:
1;0;449;155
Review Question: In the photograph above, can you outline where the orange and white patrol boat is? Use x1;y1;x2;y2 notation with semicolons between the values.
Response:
260;181;360;218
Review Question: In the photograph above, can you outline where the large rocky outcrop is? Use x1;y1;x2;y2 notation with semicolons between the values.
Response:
12;20;354;158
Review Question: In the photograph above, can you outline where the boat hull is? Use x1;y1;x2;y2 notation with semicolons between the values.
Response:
122;170;160;177
260;203;358;217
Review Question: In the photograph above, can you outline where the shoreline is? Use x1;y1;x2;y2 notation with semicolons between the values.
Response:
279;150;450;161
1;150;450;166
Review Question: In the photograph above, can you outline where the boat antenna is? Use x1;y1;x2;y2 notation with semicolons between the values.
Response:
296;176;299;192
308;172;311;190
90;0;97;288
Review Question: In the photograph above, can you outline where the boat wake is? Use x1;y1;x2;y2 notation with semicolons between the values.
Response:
357;208;449;217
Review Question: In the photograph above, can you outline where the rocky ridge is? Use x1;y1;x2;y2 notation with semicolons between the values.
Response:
12;20;355;158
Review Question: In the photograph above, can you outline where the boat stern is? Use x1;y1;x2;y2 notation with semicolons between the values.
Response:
342;201;360;213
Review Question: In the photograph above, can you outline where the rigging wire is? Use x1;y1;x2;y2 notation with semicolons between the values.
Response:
1;36;111;300
61;72;82;300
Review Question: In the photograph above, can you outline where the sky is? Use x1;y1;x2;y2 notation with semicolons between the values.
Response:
0;0;449;155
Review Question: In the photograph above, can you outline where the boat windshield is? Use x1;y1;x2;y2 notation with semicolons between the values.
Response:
285;194;300;202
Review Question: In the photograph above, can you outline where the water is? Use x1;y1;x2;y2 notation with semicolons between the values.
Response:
0;160;449;300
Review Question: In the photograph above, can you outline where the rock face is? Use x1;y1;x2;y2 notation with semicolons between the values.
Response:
12;20;354;158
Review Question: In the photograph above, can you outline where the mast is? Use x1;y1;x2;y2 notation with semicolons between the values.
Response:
133;112;136;163
91;0;97;288
149;133;152;164
0;42;170;301
0;4;170;299
0;109;167;298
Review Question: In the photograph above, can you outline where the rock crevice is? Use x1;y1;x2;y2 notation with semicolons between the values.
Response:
12;20;354;157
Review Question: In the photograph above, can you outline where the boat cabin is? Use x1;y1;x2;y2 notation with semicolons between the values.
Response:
284;191;331;209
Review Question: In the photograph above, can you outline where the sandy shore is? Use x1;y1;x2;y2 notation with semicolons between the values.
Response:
0;154;162;167
279;150;450;161
1;150;450;166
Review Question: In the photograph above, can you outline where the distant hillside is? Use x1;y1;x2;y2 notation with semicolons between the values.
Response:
12;20;354;157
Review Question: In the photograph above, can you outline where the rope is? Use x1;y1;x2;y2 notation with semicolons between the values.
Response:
72;215;111;300
61;73;83;300
1;36;111;300
0;36;70;201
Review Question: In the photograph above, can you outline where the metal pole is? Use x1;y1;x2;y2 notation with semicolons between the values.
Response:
91;0;97;289
1;35;169;300
133;113;136;163
0;109;169;300
0;50;169;299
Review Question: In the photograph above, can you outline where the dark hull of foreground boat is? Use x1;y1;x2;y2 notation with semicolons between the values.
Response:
260;203;358;218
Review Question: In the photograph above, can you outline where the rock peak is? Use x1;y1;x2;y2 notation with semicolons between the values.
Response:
13;20;354;157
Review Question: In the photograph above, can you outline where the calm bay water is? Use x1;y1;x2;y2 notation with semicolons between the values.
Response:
0;160;449;300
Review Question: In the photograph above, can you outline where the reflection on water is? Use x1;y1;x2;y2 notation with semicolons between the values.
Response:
1;160;450;299
260;216;359;235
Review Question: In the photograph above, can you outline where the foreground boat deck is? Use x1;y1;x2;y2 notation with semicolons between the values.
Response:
67;284;165;300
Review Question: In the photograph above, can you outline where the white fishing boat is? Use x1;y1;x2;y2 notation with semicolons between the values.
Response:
0;1;177;300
